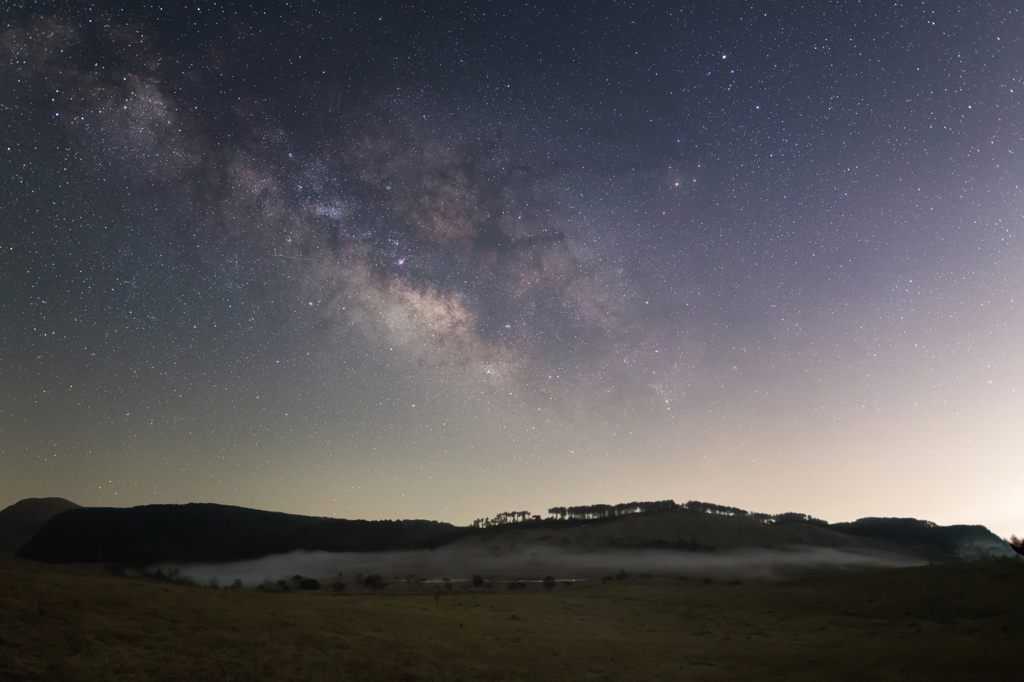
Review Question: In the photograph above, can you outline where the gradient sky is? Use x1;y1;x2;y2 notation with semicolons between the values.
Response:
2;1;1022;537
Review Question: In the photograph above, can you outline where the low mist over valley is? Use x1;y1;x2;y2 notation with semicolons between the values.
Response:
156;546;925;588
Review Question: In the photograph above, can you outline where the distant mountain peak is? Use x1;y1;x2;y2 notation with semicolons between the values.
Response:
0;497;82;556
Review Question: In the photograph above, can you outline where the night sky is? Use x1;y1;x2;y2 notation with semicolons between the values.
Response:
2;1;1022;537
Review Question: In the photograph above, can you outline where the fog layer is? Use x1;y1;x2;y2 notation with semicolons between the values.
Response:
156;545;925;585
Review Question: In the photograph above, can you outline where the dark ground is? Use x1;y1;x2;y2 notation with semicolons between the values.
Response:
1;556;1022;681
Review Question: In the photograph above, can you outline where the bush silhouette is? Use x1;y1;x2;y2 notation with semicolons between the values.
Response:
299;578;320;590
363;574;386;589
471;574;484;587
1009;535;1024;556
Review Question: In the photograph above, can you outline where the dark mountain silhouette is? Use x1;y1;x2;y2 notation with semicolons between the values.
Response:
456;507;883;554
10;498;1016;568
17;503;469;566
828;518;1016;560
467;501;1016;561
0;497;82;556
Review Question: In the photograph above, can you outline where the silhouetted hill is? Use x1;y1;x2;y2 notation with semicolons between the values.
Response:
452;508;899;555
13;499;1016;569
455;509;1015;561
829;518;1017;560
17;503;469;566
0;497;81;556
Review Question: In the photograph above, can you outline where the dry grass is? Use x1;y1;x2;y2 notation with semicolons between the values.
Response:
1;557;1022;681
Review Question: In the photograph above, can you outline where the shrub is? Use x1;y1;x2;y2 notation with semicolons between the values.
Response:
1009;535;1024;556
331;581;346;593
231;579;243;590
543;576;556;590
363;574;386;589
471;574;484;587
299;578;320;590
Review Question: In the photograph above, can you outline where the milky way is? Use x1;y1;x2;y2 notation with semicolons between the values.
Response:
2;2;1022;535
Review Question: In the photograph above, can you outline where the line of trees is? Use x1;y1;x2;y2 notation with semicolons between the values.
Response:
472;500;829;529
768;511;829;526
543;500;828;526
547;500;680;520
472;511;541;528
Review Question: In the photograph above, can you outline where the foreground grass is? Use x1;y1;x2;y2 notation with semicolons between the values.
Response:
1;558;1022;681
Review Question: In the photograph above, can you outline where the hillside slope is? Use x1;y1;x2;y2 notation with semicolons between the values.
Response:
17;503;468;566
13;499;1014;568
830;517;1016;559
452;509;1011;562
0;498;81;556
452;509;896;554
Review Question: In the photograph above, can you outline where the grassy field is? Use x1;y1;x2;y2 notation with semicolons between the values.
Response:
1;557;1022;681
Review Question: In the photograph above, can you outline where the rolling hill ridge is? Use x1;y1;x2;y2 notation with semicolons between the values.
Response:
15;503;467;566
3;498;1017;567
0;497;81;556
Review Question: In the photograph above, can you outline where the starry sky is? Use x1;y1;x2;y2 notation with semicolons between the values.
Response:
2;1;1022;537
